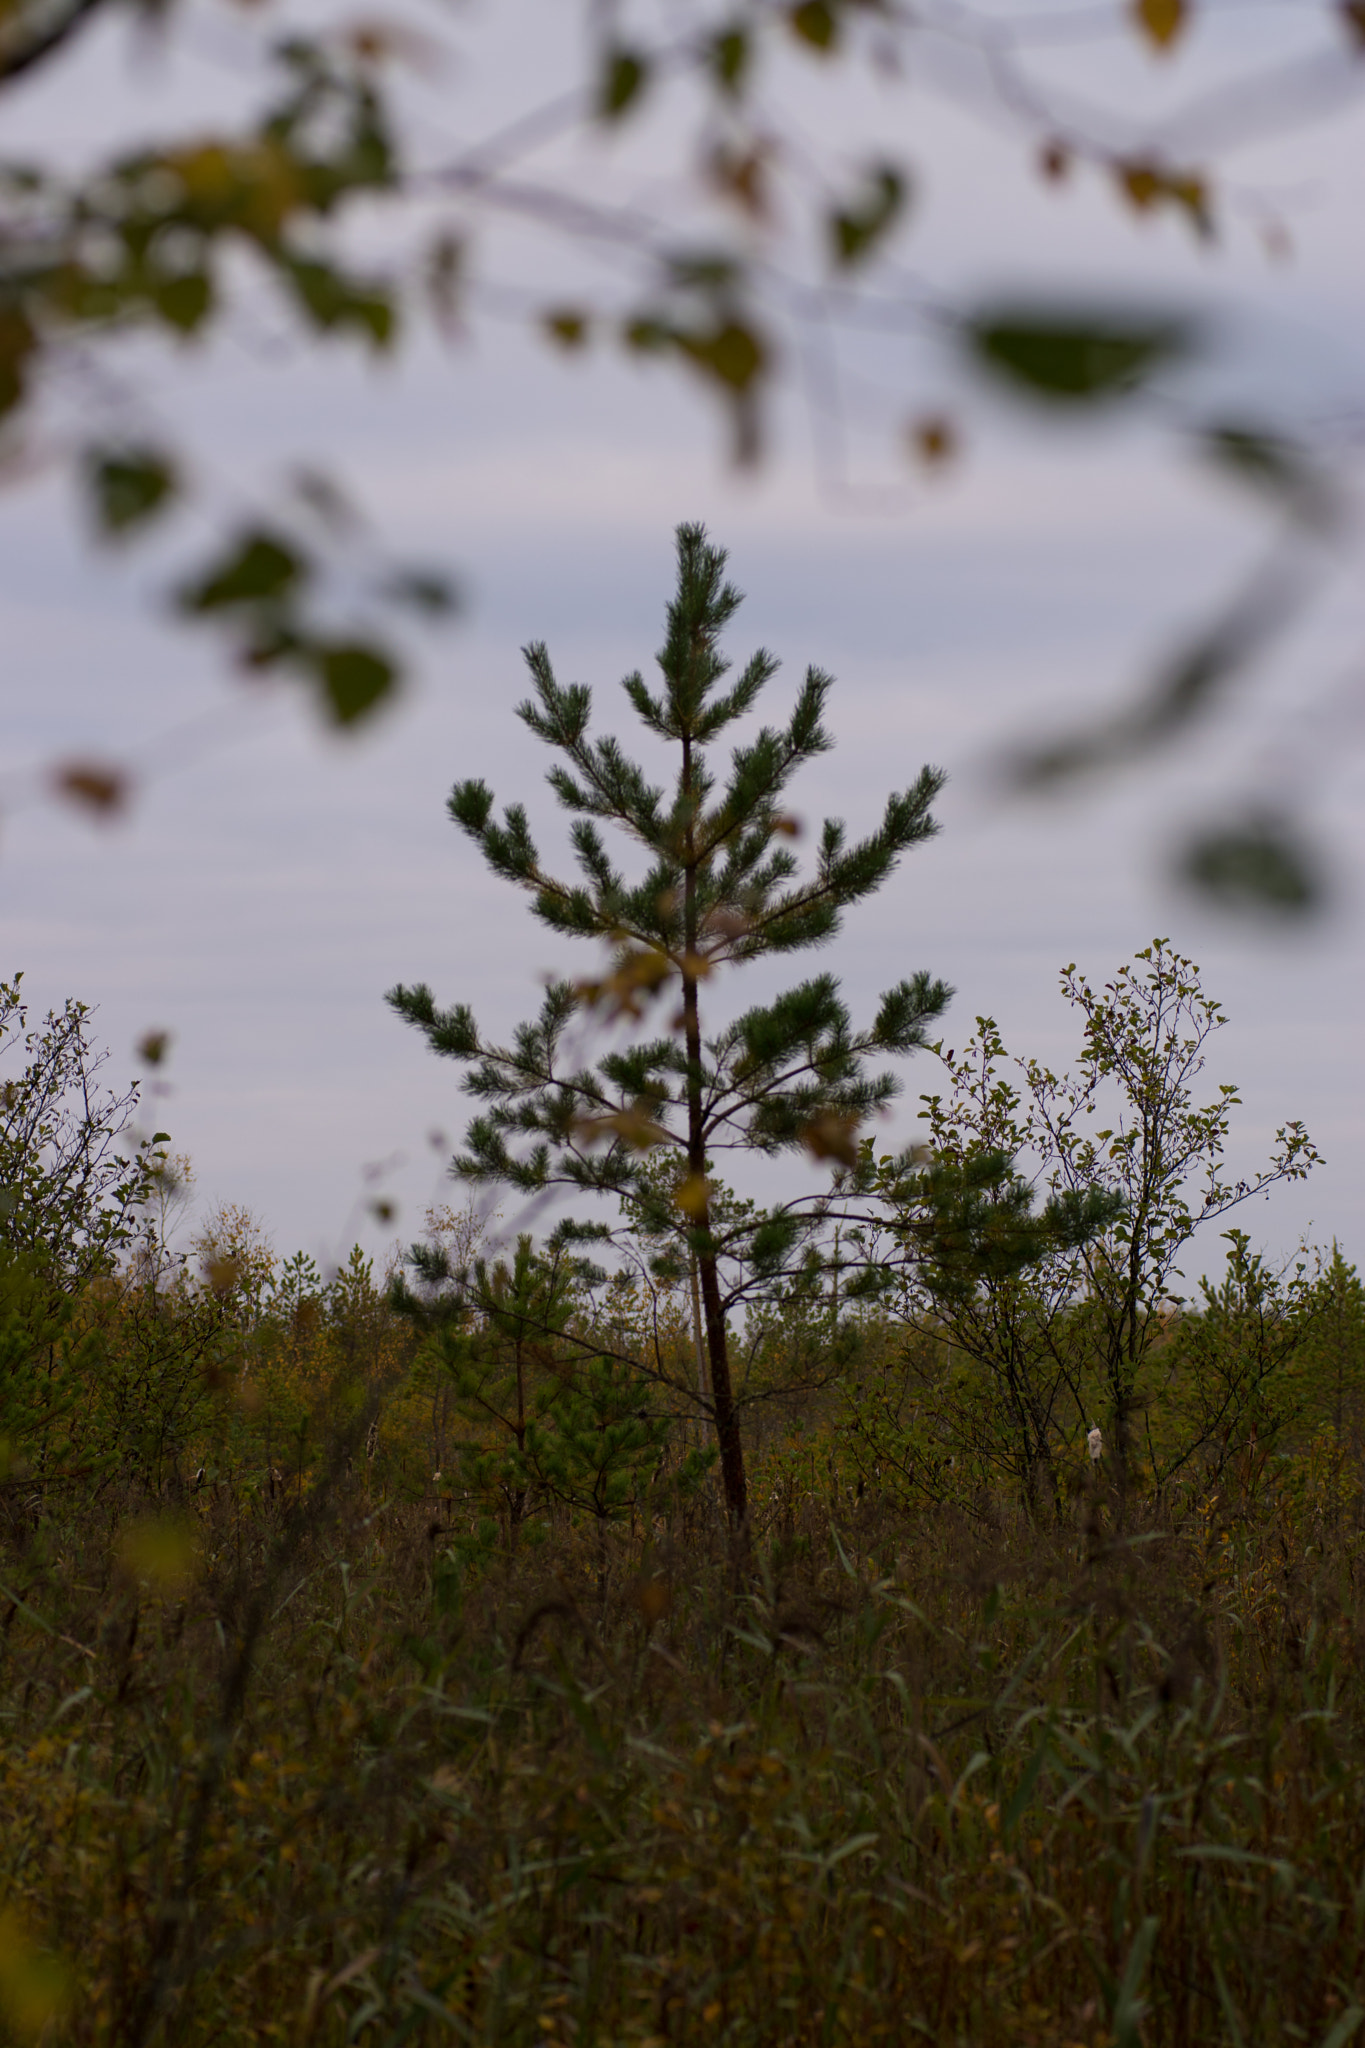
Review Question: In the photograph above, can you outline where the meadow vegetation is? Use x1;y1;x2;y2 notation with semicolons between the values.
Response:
1;534;1358;2045
2;939;1362;2047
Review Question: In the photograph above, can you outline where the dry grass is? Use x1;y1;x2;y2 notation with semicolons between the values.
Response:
5;1443;1365;2047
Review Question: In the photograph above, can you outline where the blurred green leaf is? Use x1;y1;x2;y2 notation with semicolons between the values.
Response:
967;309;1193;403
674;319;766;393
84;445;178;536
543;306;590;349
179;531;306;613
0;305;36;417
1010;550;1306;789
666;251;743;293
1179;816;1324;917
427;231;464;330
291;466;356;530
789;1;838;51
711;25;750;93
315;641;396;723
599;45;649;120
829;164;907;269
383;568;459;616
286;258;393;345
623;316;671;354
153;271;213;333
1201;421;1336;527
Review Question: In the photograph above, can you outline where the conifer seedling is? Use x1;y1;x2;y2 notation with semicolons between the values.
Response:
388;522;951;1521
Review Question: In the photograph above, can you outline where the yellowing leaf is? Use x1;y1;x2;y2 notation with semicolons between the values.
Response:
203;1252;243;1295
675;1173;709;1219
1133;0;1187;50
118;1513;199;1592
0;1914;72;2041
1116;160;1212;239
164;138;302;241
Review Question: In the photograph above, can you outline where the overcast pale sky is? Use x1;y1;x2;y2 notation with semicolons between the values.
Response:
4;0;1364;1278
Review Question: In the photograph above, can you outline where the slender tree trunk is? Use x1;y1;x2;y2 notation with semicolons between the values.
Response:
681;731;747;1524
688;1251;708;1403
697;1243;746;1521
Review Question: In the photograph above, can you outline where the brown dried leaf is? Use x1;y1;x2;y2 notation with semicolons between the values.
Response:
801;1112;860;1169
910;414;958;467
203;1253;243;1296
701;906;753;940
635;1576;672;1625
574;1105;670;1151
51;761;129;816
1116;160;1212;238
707;141;773;222
574;947;673;1023
0;1910;73;2036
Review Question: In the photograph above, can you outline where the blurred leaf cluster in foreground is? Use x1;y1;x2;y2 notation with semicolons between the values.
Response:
4;3;1361;905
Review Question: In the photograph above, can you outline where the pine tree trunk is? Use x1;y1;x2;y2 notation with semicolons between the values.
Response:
681;729;747;1526
698;1240;747;1523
